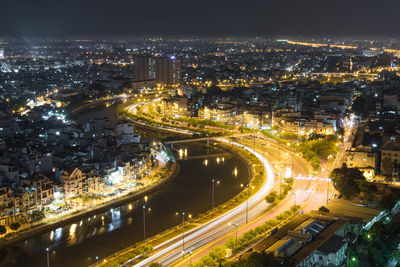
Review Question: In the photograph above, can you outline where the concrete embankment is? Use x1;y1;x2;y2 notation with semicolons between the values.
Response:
0;163;179;249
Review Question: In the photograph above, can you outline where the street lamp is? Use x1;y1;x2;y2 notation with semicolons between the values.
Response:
189;251;192;265
241;184;252;223
46;248;50;267
180;212;191;259
143;196;149;244
228;222;238;257
326;178;331;205
211;179;220;218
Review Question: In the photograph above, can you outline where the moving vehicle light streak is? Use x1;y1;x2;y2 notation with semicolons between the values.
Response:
132;138;275;266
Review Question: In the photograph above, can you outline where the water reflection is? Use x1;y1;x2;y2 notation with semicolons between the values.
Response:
49;230;54;241
54;227;62;243
4;143;250;267
69;224;77;237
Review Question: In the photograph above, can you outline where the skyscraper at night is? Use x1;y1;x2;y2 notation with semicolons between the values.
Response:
155;56;182;85
133;56;155;82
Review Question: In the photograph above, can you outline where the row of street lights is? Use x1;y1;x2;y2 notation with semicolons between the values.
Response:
45;171;247;266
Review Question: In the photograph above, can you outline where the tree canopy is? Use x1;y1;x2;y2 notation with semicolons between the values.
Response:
330;164;365;199
265;191;278;203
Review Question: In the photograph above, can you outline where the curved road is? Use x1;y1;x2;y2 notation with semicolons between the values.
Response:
131;138;275;266
121;99;334;267
174;135;330;266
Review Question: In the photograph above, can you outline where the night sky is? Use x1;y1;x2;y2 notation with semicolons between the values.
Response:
1;0;400;37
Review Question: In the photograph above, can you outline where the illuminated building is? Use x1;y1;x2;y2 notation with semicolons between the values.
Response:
198;105;236;124
133;56;156;82
155;56;182;85
160;97;188;117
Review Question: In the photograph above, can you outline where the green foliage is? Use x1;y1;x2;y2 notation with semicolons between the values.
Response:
356;220;400;266
193;246;227;267
209;246;227;262
265;191;278;203
174;116;235;130
225;237;236;249
279;132;303;141
149;263;163;267
194;255;216;267
233;251;283;267
10;222;20;231
330;164;365;199
359;181;377;203
28;210;45;222
0;225;6;235
102;244;153;266
378;193;398;210
299;135;338;170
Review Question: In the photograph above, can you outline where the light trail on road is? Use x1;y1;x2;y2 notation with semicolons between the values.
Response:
132;138;275;266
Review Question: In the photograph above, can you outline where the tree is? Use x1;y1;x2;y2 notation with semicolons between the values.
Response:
0;225;6;235
195;255;216;267
225;237;236;249
235;251;284;267
359;181;377;204
28;210;45;222
265;191;278;203
378;193;397;210
330;164;365;199
149;263;163;267
10;222;20;231
209;246;227;264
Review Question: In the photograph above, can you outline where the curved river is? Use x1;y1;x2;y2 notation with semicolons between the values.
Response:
0;105;250;267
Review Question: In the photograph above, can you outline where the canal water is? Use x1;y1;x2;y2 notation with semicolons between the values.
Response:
0;105;250;267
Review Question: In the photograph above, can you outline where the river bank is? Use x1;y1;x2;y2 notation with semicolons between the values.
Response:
94;140;260;267
0;161;179;250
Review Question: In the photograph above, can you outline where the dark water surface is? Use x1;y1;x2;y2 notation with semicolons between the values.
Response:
0;105;249;267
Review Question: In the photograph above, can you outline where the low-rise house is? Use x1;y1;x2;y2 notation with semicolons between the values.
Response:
380;138;400;180
250;212;363;267
160;97;188;117
61;167;84;200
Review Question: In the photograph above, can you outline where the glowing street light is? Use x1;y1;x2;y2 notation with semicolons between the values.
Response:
241;183;252;223
228;222;238;256
46;248;50;267
143;196;149;243
178;212;192;259
211;179;220;217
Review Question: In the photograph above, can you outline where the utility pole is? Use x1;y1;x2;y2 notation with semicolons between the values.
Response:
143;205;146;243
212;179;215;217
46;248;50;267
246;184;251;224
181;212;191;259
326;179;329;205
182;212;185;257
143;196;148;243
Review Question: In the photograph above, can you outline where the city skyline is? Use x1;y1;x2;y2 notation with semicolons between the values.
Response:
1;2;400;265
